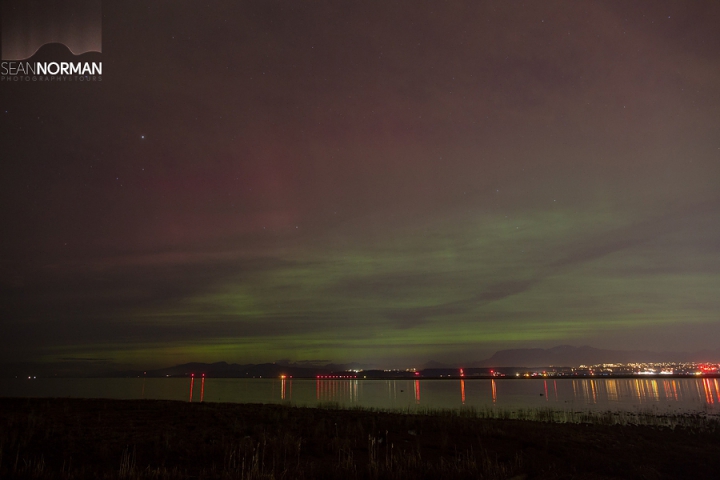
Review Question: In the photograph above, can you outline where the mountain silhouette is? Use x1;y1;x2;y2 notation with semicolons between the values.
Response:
477;345;720;367
20;42;101;65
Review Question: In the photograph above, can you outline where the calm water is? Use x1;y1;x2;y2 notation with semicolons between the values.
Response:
3;377;720;414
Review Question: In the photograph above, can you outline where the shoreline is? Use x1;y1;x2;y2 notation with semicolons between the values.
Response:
1;397;718;479
6;374;720;380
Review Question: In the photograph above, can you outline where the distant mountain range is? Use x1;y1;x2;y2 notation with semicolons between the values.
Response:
125;361;375;379
133;346;720;378
17;42;102;65
3;345;719;378
474;345;720;368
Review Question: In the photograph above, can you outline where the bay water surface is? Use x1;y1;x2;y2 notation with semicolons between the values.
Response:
4;377;720;415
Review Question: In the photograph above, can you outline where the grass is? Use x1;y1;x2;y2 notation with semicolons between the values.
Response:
0;397;718;479
381;404;720;431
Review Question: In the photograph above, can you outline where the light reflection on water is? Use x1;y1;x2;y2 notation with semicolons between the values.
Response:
3;377;720;414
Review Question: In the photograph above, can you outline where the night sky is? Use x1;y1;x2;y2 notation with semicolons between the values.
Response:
2;1;720;371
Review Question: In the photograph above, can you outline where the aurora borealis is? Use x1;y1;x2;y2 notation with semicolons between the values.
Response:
2;1;720;372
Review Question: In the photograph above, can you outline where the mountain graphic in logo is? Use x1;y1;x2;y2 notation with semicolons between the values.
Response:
2;0;101;61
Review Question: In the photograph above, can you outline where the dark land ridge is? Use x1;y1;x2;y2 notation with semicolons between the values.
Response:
1;397;718;479
5;345;720;378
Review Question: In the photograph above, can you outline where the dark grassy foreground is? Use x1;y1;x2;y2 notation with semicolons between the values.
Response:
0;398;718;479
